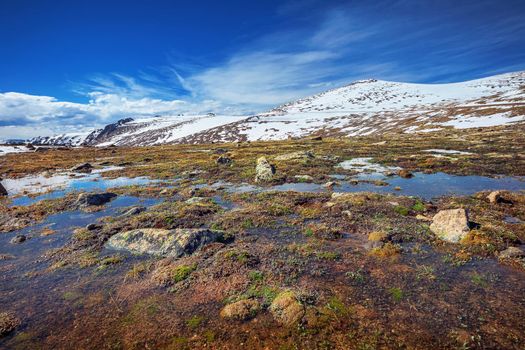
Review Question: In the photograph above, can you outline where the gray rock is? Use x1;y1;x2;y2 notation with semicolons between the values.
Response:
255;157;276;182
294;175;313;182
430;209;470;243
275;150;315;161
85;223;102;231
106;228;223;258
120;206;146;217
322;181;338;188
76;192;117;207
216;155;232;165
10;235;27;244
499;246;525;259
71;162;93;173
185;197;207;204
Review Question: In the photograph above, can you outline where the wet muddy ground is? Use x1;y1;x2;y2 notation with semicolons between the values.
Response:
1;125;525;349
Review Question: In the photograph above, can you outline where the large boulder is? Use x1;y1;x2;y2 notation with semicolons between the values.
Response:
220;299;260;321
255;157;276;182
430;209;470;243
269;290;304;326
76;192;117;207
106;228;222;258
275;150;315;161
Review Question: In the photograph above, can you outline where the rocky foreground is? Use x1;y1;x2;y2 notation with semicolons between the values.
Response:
0;125;524;349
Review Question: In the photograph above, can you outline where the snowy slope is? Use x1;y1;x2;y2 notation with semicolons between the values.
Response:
183;71;525;142
30;132;89;146
84;115;247;146
24;71;525;146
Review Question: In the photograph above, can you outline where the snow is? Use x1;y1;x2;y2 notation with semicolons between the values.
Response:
336;158;401;173
441;113;525;129
0;145;31;156
22;70;525;145
424;149;473;155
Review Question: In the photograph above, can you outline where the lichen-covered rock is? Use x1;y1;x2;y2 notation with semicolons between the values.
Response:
220;299;260;320
275;150;315;161
0;312;20;337
76;192;117;207
106;228;222;258
430;209;470;243
269;290;304;326
255;157;276;182
499;246;525;259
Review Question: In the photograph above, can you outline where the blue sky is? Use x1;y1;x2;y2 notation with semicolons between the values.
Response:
1;0;524;138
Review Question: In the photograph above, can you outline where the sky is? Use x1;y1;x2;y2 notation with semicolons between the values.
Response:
1;0;524;139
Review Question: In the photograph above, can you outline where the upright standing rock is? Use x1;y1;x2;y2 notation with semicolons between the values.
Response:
430;209;470;243
255;157;276;182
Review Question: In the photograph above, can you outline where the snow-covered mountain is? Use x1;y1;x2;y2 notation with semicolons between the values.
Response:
29;132;90;146
27;71;525;146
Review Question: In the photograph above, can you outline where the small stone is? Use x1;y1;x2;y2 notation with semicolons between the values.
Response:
397;169;413;178
487;191;512;204
294;175;313;182
10;235;27;244
0;312;20;336
216;155;232;165
322;181;338;188
220;299;260;321
76;192;117;207
416;214;431;221
70;162;93;173
85;223;101;231
342;210;353;219
499;246;525;259
430;209;470;243
121;206;146;217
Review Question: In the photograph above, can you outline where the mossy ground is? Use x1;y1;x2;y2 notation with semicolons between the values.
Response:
0;125;524;349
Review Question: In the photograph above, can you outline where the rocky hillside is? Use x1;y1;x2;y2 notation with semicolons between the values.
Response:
29;71;525;146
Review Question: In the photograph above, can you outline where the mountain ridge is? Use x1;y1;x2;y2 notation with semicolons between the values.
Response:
28;71;525;146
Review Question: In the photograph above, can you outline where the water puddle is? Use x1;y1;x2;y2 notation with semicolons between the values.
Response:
6;172;157;206
211;173;525;200
0;196;162;268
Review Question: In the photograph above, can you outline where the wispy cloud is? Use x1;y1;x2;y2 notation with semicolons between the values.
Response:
1;0;524;139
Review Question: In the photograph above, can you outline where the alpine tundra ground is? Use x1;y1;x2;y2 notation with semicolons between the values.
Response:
0;124;524;349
